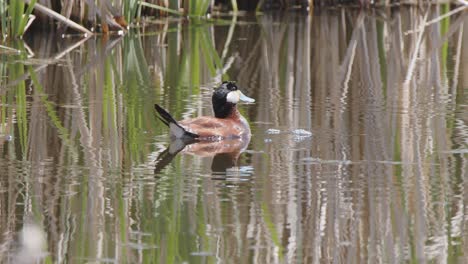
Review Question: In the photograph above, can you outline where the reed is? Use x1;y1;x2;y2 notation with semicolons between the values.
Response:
0;1;6;38
139;1;183;16
140;0;213;17
190;0;211;16
2;0;37;38
1;0;465;36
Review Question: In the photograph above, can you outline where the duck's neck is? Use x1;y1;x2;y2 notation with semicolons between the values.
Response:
214;103;237;119
226;107;242;121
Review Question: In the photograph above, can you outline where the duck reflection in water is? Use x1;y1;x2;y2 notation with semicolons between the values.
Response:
154;81;255;176
153;135;250;177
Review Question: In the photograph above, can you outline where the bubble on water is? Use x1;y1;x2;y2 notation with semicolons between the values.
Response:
266;128;281;134
292;129;312;136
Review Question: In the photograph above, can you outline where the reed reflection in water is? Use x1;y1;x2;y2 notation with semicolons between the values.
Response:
0;6;467;264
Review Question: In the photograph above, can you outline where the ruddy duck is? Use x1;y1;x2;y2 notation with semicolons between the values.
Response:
154;81;255;142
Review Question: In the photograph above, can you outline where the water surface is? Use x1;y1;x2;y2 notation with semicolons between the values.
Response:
0;7;467;264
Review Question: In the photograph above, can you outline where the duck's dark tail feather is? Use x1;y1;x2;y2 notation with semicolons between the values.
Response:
154;104;199;139
155;104;177;126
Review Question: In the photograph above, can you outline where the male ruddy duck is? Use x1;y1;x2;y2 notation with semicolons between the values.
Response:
154;81;255;142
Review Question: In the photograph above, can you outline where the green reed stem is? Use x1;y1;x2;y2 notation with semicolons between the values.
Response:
1;0;7;38
19;0;36;36
440;3;450;75
231;0;238;13
4;0;37;37
139;1;183;16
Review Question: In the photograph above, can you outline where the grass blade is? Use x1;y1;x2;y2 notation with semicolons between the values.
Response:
8;0;23;36
198;0;211;16
19;0;37;35
139;1;183;16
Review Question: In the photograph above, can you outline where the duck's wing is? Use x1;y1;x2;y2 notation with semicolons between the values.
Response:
179;117;231;139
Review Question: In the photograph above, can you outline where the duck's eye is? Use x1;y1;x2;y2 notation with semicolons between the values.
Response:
227;83;237;91
221;81;237;91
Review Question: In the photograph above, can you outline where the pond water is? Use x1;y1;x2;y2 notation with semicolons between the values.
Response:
0;7;467;264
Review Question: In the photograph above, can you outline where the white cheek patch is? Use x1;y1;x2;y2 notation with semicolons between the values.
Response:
226;91;240;103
